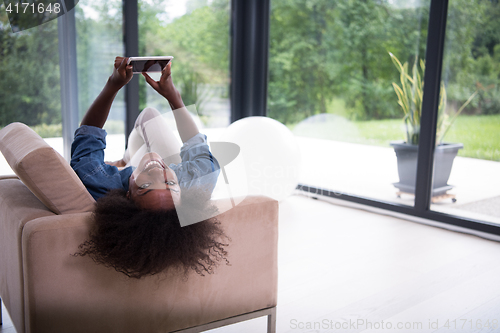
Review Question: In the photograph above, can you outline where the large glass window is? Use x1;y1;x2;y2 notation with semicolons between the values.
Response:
2;0;498;231
430;0;500;225
268;0;430;206
75;0;125;162
138;0;231;130
0;4;62;175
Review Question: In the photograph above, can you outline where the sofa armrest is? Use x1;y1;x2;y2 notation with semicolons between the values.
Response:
0;179;55;333
21;195;278;333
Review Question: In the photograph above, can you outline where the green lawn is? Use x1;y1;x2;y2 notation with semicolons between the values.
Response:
290;114;500;161
443;115;500;161
3;115;498;161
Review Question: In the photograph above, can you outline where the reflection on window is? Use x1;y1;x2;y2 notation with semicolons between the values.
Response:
75;0;125;161
138;0;231;128
0;3;62;174
0;4;61;133
76;0;125;135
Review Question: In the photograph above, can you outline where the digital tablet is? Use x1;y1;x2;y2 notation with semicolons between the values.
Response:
127;56;174;74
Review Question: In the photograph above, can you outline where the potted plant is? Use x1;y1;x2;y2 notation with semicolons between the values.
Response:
388;52;477;198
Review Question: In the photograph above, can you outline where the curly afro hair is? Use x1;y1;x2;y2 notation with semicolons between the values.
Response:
75;188;230;279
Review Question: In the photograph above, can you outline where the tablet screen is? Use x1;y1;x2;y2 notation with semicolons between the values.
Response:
130;59;171;73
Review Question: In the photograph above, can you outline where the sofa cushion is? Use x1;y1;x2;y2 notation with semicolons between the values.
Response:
0;122;95;214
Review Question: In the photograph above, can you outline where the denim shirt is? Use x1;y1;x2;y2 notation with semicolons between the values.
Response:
70;125;220;201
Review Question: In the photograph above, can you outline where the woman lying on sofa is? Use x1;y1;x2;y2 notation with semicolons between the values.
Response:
71;57;229;279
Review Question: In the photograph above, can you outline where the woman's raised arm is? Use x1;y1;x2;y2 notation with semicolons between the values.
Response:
142;62;200;143
80;57;133;128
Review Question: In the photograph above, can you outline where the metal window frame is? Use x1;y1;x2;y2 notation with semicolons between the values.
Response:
415;0;448;211
230;0;270;122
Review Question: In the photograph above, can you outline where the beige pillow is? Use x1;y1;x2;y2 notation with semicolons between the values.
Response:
0;123;95;214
